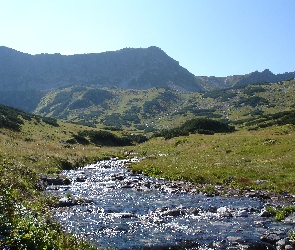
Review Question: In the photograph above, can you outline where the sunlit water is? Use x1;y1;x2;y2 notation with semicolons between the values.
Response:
47;158;293;249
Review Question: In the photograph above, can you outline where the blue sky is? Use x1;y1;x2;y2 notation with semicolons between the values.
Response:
1;0;295;76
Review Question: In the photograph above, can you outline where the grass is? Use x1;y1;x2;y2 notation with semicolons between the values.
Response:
1;109;295;248
266;205;295;221
132;124;295;193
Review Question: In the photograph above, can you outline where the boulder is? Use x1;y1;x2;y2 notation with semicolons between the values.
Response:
114;213;138;218
41;176;71;185
260;208;271;217
58;197;76;207
217;206;233;217
76;176;86;182
260;233;280;244
164;209;185;217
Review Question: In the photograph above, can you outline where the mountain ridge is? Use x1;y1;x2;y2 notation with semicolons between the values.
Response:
0;45;295;121
1;45;294;93
196;69;295;90
0;45;203;92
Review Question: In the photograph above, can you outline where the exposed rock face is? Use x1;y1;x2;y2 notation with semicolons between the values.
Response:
0;46;203;92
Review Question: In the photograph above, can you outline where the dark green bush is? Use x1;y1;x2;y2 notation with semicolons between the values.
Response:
154;117;235;139
78;130;132;146
42;117;59;127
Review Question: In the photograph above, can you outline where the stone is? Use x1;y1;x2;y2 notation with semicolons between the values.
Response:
58;197;76;207
208;205;218;213
260;209;271;217
248;242;276;250
188;208;200;215
114;213;137;218
112;174;125;181
76;176;86;182
227;236;242;242
276;238;286;250
217;206;233;217
261;233;280;244
238;244;251;250
236;209;248;217
42;176;71;185
164;209;185;217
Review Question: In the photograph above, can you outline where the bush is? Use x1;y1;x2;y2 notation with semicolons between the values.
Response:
153;117;235;139
78;130;132;146
42;117;59;127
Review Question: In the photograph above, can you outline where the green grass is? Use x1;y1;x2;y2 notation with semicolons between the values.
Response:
132;124;295;193
0;185;97;249
2;100;295;248
266;205;295;221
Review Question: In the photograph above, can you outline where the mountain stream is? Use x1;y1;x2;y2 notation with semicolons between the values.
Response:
47;158;295;249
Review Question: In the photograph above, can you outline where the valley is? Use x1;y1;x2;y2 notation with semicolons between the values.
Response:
1;46;295;249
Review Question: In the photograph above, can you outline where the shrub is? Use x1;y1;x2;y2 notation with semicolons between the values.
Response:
78;130;132;146
67;134;90;145
153;117;235;139
42;117;59;127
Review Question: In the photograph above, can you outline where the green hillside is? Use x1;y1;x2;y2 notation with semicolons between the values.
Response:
33;79;295;133
34;86;183;131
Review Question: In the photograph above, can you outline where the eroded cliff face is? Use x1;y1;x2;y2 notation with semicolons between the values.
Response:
0;46;203;92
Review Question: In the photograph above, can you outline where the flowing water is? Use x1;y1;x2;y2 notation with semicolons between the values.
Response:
47;158;294;249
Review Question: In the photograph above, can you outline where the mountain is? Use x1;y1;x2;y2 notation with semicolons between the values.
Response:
1;46;294;94
1;45;295;120
0;46;203;92
196;69;295;90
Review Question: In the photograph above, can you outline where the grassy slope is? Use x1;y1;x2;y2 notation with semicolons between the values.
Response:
10;80;295;196
132;124;295;194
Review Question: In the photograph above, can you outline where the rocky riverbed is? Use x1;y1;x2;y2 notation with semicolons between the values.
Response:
45;158;295;250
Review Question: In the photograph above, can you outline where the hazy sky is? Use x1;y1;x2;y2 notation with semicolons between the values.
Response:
1;0;295;76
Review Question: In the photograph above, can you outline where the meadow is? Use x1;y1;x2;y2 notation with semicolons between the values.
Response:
1;112;295;249
133;124;295;194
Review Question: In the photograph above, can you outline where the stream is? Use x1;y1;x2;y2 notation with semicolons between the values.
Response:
46;158;295;250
